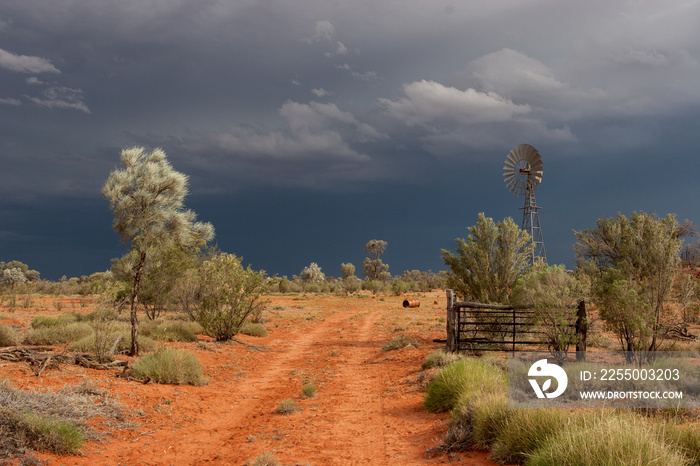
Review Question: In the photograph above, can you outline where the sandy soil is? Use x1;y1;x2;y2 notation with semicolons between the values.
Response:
0;292;501;465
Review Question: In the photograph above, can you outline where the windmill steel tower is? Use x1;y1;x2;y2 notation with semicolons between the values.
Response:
503;144;546;264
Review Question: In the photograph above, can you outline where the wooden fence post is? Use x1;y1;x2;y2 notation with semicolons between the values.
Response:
446;289;456;353
576;300;587;361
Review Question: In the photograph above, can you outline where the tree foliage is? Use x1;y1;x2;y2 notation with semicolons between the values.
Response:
441;213;532;303
362;239;390;282
103;147;214;355
574;212;692;356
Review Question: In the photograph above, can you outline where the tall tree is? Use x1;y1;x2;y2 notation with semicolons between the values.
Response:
103;147;214;355
441;213;532;303
362;239;390;281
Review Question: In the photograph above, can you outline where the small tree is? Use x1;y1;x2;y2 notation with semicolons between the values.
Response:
340;263;356;279
103;147;214;355
300;262;325;284
190;252;267;341
1;268;26;293
362;240;390;282
512;264;587;361
442;213;532;304
575;212;692;356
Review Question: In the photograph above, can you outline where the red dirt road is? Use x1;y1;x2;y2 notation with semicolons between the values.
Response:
1;293;498;465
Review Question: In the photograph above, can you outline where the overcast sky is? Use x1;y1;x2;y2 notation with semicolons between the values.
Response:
2;0;699;280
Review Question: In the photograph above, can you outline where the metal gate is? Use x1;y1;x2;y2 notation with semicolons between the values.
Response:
445;289;587;355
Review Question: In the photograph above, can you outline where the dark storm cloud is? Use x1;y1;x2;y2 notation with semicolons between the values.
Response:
1;0;700;278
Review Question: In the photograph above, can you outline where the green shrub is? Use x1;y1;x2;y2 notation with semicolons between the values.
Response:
69;328;156;355
23;322;92;345
274;399;300;415
0;409;85;455
0;323;19;346
424;358;506;413
469;392;510;449
239;322;269;338
527;413;690;466
382;334;420;351
18;411;85;454
253;451;280;466
139;319;202;342
302;382;317;399
190;253;267;341
490;407;570;464
31;314;80;329
422;350;463;369
131;348;206;385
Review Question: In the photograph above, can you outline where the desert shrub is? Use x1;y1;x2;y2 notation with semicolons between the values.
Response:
131;348;206;385
0;323;19;346
69;330;156;355
424;358;506;413
390;279;411;296
190;252;267;341
422;350;463;369
302;382;317;399
14;411;85;454
442;392;509;452
277;278;291;294
341;276;362;294
511;264;587;360
363;279;385;294
300;262;325;284
528;413;690;466
23;322;92;345
274;399;300;415
239;322;268;338
468;392;510;449
382;334;420;351
659;421;700;465
490;407;571;464
302;283;322;294
31;314;79;329
139;319;202;342
252;451;280;466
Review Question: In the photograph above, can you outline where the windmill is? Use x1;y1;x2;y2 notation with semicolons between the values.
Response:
503;144;546;264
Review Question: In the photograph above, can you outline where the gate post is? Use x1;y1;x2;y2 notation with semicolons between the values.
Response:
446;289;456;353
576;300;587;361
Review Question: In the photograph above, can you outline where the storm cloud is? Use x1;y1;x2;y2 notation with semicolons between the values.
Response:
1;0;699;279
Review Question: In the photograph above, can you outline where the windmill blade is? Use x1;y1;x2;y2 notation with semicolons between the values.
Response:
503;143;544;196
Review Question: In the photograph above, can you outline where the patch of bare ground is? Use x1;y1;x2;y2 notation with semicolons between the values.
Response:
0;292;499;465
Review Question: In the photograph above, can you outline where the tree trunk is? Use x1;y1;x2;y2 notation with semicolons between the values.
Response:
129;250;147;356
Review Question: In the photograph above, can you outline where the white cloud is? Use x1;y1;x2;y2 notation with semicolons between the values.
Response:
311;88;330;97
335;41;348;55
0;48;60;74
279;100;386;143
305;20;335;43
25;86;90;114
26;76;47;85
379;80;531;127
0;97;21;106
185;100;385;170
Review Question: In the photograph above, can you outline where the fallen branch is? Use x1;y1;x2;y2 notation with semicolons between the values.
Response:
230;337;269;352
0;346;128;374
